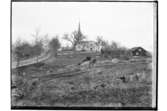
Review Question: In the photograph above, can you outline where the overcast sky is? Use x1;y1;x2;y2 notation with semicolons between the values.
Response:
12;2;155;52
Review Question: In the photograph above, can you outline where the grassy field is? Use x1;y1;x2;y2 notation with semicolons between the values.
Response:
11;52;152;107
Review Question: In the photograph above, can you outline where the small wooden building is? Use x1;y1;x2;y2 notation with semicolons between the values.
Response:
130;47;150;57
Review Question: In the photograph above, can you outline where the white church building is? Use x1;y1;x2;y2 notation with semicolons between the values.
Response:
76;41;102;52
75;23;102;52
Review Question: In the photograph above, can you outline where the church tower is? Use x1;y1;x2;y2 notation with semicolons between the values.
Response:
78;22;81;33
77;22;82;38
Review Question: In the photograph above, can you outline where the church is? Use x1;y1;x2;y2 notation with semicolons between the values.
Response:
75;23;102;52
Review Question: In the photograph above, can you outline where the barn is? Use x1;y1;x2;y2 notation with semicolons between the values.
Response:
130;47;150;57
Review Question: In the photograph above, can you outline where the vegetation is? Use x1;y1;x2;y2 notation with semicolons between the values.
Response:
12;27;152;107
99;41;130;60
49;36;61;57
33;38;44;62
12;54;152;107
13;39;44;65
13;40;32;66
96;36;109;47
63;30;86;50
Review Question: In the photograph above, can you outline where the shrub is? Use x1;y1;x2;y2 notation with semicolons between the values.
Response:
49;37;61;57
101;47;130;60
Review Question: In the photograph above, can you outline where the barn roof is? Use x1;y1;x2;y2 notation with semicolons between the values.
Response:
130;47;145;51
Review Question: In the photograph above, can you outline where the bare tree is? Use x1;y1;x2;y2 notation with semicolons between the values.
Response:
33;38;44;63
42;34;50;53
63;30;86;50
110;41;119;50
13;39;22;67
96;36;109;47
31;28;44;63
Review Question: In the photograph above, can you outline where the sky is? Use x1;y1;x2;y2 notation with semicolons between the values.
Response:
12;2;156;52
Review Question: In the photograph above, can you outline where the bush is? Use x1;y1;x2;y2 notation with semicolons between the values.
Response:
101;47;130;60
49;37;61;56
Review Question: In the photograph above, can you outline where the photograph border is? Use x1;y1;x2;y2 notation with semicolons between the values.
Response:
10;0;158;110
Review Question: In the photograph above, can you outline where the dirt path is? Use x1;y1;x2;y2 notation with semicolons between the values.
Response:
11;51;95;69
30;69;88;82
12;53;51;69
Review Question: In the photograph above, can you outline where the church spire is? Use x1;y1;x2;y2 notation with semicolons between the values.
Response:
78;21;81;34
77;21;82;37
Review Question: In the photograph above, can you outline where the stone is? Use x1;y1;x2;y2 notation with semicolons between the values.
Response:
112;58;119;63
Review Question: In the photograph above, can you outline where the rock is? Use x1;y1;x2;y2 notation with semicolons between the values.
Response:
112;58;119;63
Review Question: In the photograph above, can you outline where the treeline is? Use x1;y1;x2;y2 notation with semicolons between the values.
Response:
12;29;62;66
12;39;43;60
12;28;131;65
96;36;130;59
12;28;87;63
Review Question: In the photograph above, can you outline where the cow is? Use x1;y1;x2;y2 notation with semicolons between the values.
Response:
118;76;127;83
78;56;92;65
78;56;97;68
89;58;97;68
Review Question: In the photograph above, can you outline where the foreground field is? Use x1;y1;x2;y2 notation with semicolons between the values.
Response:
12;52;152;107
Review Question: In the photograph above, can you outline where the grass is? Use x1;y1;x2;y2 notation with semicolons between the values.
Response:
11;52;153;107
44;52;99;67
55;86;151;107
